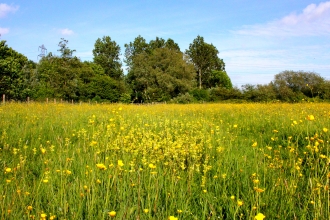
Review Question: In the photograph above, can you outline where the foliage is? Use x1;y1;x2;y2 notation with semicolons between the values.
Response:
204;70;232;89
4;36;330;104
170;92;195;104
35;55;81;100
185;35;225;89
127;47;196;102
209;86;243;101
273;70;325;100
93;36;123;80
0;40;30;100
241;84;277;102
124;35;150;69
189;88;210;101
58;38;76;58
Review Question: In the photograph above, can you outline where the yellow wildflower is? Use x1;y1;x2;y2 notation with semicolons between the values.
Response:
254;187;265;192
237;200;243;206
255;213;266;220
96;163;107;170
307;115;315;121
118;160;124;167
108;211;116;217
148;163;156;169
40;213;47;220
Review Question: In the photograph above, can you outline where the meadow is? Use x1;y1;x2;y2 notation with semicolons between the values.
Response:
0;103;329;220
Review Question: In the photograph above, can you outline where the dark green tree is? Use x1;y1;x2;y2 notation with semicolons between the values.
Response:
127;48;195;102
149;37;166;50
0;40;31;100
165;38;180;51
185;35;225;89
93;36;123;79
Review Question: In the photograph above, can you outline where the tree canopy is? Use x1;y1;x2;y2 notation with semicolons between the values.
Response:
2;36;330;103
127;47;195;102
185;35;225;89
93;36;123;80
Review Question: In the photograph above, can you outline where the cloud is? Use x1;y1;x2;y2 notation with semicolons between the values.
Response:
60;28;74;36
0;3;19;18
0;27;9;35
234;1;330;36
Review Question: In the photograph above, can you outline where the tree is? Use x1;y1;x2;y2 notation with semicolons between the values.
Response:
185;35;225;89
58;38;76;58
127;47;195;102
165;38;180;51
149;37;166;50
273;70;325;100
0;40;30;100
205;70;232;89
93;36;123;79
124;35;150;69
125;36;181;70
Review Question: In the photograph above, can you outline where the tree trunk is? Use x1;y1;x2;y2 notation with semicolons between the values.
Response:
199;69;202;89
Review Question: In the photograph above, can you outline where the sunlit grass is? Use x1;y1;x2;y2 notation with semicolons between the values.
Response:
0;103;329;219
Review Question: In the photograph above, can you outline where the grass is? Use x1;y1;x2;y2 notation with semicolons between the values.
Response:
0;103;329;219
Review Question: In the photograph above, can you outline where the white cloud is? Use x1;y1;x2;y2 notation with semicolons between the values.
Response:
0;27;9;35
234;1;330;36
60;28;74;36
0;3;19;18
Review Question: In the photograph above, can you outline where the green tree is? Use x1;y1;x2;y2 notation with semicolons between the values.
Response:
0;40;30;100
165;38;180;51
93;36;123;79
273;70;325;100
185;35;225;89
127;48;195;102
124;35;150;69
58;38;76;58
34;39;80;100
149;37;166;50
205;70;232;89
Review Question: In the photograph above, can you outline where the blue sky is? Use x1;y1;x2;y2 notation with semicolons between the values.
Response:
1;0;330;87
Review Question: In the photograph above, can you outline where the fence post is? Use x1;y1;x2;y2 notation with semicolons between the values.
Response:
54;98;56;104
2;94;5;104
46;98;48;103
27;97;30;104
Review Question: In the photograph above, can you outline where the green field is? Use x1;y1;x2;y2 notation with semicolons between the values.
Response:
0;103;329;219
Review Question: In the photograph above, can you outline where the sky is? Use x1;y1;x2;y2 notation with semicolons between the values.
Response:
1;0;330;87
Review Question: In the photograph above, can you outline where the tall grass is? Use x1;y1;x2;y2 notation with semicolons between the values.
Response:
0;103;329;219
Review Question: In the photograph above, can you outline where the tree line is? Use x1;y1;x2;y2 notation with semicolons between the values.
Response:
1;36;330;103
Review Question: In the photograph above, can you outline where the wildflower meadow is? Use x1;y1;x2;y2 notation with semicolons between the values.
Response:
0;103;329;219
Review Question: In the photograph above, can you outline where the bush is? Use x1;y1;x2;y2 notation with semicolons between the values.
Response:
190;89;209;101
209;87;242;101
170;93;195;104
